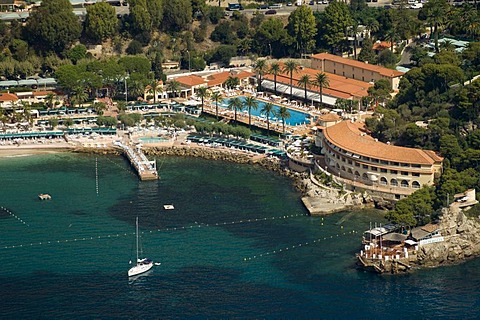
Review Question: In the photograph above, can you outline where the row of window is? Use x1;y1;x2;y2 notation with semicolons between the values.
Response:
328;147;423;176
334;163;421;189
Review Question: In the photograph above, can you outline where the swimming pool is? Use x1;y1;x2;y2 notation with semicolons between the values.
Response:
138;137;170;143
221;97;310;126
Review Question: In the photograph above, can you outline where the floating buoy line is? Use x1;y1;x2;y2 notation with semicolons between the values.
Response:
1;213;311;250
1;206;29;227
243;230;358;262
95;157;99;195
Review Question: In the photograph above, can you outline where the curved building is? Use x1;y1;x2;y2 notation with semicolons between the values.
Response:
316;121;443;200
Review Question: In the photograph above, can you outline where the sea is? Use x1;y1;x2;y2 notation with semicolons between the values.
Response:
0;152;479;319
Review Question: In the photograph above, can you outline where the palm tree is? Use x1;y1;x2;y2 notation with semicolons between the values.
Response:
45;93;55;109
282;60;299;99
166;80;181;98
196;86;209;114
297;74;312;102
210;91;223;120
421;0;450;53
268;62;281;95
254;59;268;92
224;76;240;90
276;106;291;134
244;96;258;128
71;86;88;107
261;102;275;135
313;72;330;106
148;79;161;103
227;97;243;123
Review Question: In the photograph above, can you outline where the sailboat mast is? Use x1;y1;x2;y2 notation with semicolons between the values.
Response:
136;217;139;263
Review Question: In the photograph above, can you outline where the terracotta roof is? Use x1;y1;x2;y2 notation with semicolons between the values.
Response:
318;113;341;122
33;91;54;97
0;93;18;102
263;65;372;99
311;53;404;78
373;41;392;51
323;121;444;165
206;70;253;87
175;75;206;87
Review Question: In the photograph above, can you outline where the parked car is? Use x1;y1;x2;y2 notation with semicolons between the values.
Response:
287;2;293;6
258;4;269;9
410;3;423;8
265;9;277;14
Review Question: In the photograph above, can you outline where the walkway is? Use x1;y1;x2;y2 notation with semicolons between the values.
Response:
114;141;158;180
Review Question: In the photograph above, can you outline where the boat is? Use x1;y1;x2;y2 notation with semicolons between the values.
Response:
128;217;154;277
38;193;52;200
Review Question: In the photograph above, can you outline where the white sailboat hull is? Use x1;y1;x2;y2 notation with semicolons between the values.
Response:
128;261;153;277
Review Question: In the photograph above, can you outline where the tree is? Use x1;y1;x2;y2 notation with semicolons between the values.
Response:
313;72;330;106
419;0;450;53
287;6;317;55
163;0;192;32
321;1;353;54
209;45;236;66
196;86;209;114
377;49;397;68
276;106;291;133
282;60;299;99
85;2;118;43
25;0;81;54
210;21;236;44
210;91;223;120
66;45;87;65
268;62;281;95
126;40;143;55
227;97;243;123
253;59;268;92
358;37;376;63
223;76;240;89
261;102;275;135
166;80;181;98
129;0;152;36
148;0;164;30
244;96;258;128
297;74;312;102
386;187;436;227
253;17;289;57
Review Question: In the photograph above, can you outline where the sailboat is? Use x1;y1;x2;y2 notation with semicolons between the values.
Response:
128;217;154;277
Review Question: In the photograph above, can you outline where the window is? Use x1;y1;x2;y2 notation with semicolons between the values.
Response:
401;171;409;176
362;76;365;81
390;170;398;174
348;160;353;165
401;180;409;188
362;164;368;169
395;194;401;200
380;177;388;185
412;172;420;177
381;168;387;173
336;163;340;169
412;181;421;188
390;179;398;186
355;171;360;177
355;162;360;167
341;166;346;171
347;168;353;174
362;173;369;180
371;167;378;171
342;157;346;162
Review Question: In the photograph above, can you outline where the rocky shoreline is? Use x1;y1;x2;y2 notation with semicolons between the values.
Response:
412;205;480;269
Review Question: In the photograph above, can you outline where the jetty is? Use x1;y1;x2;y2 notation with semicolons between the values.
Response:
113;141;158;180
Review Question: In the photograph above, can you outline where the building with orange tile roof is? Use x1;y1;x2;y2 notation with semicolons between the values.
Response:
311;53;404;91
317;113;342;128
0;92;19;108
316;120;443;199
205;70;253;87
261;64;372;106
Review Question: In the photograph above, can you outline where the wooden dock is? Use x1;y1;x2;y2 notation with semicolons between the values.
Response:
114;141;158;180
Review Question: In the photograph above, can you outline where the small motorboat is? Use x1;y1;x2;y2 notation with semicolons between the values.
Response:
38;194;52;200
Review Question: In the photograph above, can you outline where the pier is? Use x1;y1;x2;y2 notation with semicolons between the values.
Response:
113;141;158;180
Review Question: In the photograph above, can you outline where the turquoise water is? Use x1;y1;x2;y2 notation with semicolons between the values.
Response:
222;97;310;126
139;137;170;143
0;153;479;318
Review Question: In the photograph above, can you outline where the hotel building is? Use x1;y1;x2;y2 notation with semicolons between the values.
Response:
316;120;443;199
311;53;404;91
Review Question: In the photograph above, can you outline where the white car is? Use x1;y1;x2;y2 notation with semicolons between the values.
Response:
410;3;423;8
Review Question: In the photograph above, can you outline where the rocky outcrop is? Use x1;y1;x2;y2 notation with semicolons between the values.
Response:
411;205;480;268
